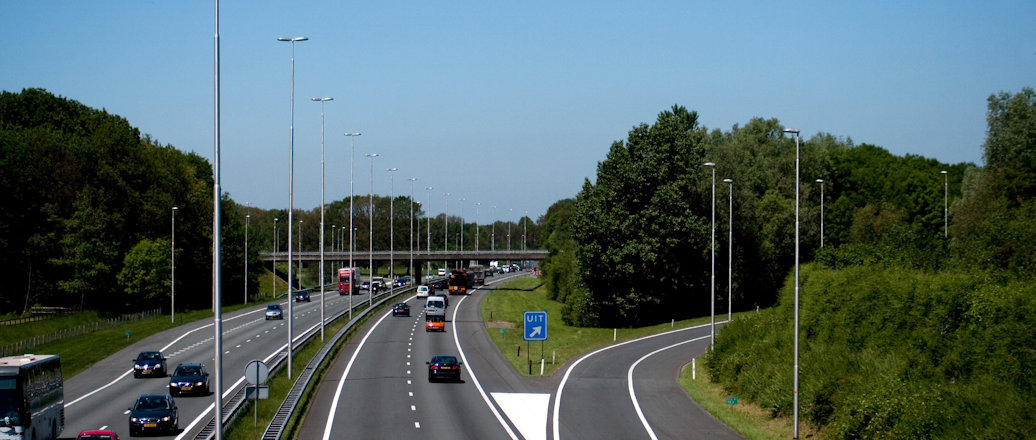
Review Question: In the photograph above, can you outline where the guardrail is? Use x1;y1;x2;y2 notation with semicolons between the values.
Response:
0;309;162;357
190;283;420;440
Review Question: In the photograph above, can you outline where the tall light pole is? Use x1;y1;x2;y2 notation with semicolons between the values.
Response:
784;127;802;439
723;178;733;322
704;162;716;351
491;206;496;251
816;179;825;248
171;206;178;323
387;167;398;296
941;170;948;238
273;217;279;299
408;178;417;279
523;210;528;252
508;208;513;254
443;192;451;269
212;4;224;436
312;97;332;340
475;202;480;254
459;198;466;255
365;153;378;306
425;186;433;275
345;132;361;320
278;35;307;381
244;208;250;305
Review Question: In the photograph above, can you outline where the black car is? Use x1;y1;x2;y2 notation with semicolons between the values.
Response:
392;302;410;316
427;355;462;382
128;394;178;436
132;351;167;378
484;269;494;277
295;289;311;302
265;304;283;320
168;363;209;396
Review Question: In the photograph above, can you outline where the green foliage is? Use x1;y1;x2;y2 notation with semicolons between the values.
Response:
706;266;1036;438
118;238;171;310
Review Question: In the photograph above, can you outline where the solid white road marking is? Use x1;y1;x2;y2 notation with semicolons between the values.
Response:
492;392;550;440
627;335;710;440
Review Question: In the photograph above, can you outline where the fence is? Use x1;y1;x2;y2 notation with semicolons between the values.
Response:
0;308;162;357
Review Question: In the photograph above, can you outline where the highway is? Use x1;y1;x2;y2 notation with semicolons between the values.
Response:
60;286;381;439
300;273;742;440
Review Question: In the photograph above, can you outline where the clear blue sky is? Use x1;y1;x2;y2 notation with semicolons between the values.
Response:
3;1;1033;221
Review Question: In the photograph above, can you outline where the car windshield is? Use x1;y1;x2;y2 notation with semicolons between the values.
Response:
135;396;169;410
267;305;279;311
137;352;161;361
175;366;201;376
432;356;457;365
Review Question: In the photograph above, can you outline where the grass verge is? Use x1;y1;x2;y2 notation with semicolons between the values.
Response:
679;364;809;439
480;276;713;377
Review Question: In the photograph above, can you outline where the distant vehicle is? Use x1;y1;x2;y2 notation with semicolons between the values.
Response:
132;351;167;378
372;278;386;291
127;394;178;436
168;363;209;396
392;302;410;317
484;269;494;277
437;268;447;276
448;269;469;295
424;310;446;332
361;281;371;291
265;304;284;320
395;275;412;287
501;266;510;273
76;430;121;440
0;354;64;440
295;289;311;302
338;267;360;295
468;265;485;286
426;355;462;381
416;285;431;298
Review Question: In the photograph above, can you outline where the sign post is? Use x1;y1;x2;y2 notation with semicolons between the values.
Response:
245;360;269;426
523;311;548;375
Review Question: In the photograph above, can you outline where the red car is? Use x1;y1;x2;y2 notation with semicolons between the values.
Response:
76;430;121;440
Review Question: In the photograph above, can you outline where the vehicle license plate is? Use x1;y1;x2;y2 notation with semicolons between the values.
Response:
144;423;157;428
183;386;192;391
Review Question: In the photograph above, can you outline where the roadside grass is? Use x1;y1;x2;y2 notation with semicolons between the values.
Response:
480;277;713;377
680;365;809;440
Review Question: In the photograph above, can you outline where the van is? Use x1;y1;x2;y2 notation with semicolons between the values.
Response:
425;310;446;332
424;296;446;313
416;285;431;298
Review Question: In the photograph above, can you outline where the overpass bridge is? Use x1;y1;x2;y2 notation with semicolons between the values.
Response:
258;249;548;265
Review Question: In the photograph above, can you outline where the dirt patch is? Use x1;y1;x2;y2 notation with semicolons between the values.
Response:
485;321;517;329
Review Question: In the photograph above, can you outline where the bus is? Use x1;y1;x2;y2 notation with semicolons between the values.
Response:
338;268;360;295
0;354;64;440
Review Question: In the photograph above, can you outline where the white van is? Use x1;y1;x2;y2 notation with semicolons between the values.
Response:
416;285;431;298
424;295;446;313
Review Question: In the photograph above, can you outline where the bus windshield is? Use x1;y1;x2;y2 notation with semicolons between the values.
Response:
0;376;21;426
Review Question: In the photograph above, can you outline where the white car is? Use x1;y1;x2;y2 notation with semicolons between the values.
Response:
416;285;431;298
437;268;447;276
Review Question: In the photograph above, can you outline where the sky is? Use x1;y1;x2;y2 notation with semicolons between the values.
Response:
3;1;1034;222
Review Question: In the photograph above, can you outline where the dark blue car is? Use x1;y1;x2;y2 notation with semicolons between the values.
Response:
128;394;178;436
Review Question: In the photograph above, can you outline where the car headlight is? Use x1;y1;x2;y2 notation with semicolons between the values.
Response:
169;382;177;387
196;381;205;386
162;416;171;422
130;417;138;422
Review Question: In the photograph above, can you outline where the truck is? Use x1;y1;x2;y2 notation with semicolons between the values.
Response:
468;264;485;286
338;268;360;295
448;269;470;295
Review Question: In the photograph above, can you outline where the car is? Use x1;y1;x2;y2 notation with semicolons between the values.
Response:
395;276;412;287
437;268;447;276
168;363;209;396
132;351;167;378
76;430;121;440
372;277;386;289
361;280;371;290
392;302;410;316
426;355;462;382
416;285;431;298
127;394;178;436
295;289;311;302
425;311;446;332
484;269;494;277
265;304;283;320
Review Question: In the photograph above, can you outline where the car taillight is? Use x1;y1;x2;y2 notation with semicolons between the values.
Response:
430;364;438;370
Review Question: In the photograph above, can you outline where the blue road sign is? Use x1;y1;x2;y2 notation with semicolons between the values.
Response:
523;310;548;341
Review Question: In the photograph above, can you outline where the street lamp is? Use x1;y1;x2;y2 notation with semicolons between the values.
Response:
816;179;825;248
425;186;433;275
941;170;948;238
345;132;361;320
408;178;417;280
523;210;528;252
704;162;716;352
492;205;497;251
784;127;802;439
387;167;398;296
365;153;378;306
244;208;250;305
460;197;466;254
312;97;333;341
508;208;513;253
475;202;480;254
273;217;279;298
443;192;451;268
723;178;733;322
171;206;178;323
278;35;307;381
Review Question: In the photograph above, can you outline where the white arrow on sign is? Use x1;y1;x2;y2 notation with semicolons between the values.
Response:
529;326;542;338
